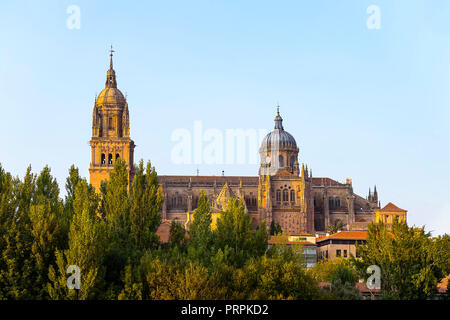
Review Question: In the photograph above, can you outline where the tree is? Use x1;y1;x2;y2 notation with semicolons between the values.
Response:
0;165;35;299
0;166;67;299
328;266;362;300
48;180;106;300
188;190;212;250
244;243;320;299
354;219;448;299
63;165;82;218
269;220;282;236
104;158;130;250
310;257;357;283
129;160;163;253
327;219;344;235
214;198;267;267
169;221;187;250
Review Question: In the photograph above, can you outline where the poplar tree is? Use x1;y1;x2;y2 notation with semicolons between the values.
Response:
29;166;66;299
129;160;163;253
215;198;268;267
48;180;105;300
188;190;212;250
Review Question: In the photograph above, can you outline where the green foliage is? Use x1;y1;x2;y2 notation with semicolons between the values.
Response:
188;190;212;249
354;220;449;299
169;221;187;250
0;161;396;300
48;180;105;300
311;258;358;283
0;165;67;299
327;219;344;235
215;198;268;267
269;220;282;236
129;160;163;253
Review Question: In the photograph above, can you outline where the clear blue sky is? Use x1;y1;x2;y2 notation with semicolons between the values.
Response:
1;1;449;235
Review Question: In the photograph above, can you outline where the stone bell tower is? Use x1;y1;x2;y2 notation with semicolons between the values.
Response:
89;47;135;191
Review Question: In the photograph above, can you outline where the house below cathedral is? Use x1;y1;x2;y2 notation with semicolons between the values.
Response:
89;50;406;238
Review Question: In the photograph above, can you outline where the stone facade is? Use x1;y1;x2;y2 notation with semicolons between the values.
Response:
88;56;384;235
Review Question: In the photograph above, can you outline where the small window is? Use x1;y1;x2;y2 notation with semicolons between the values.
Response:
108;117;113;130
283;189;289;201
101;153;106;165
115;153;120;160
279;155;284;167
290;156;295;168
276;190;281;202
290;189;295;202
108;154;113;165
336;250;341;257
344;250;347;258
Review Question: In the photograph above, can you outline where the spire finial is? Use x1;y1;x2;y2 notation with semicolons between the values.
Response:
105;46;117;88
274;104;283;130
109;44;115;69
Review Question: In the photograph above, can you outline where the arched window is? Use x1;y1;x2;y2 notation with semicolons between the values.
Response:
336;198;341;207
276;190;281;202
108;154;113;165
252;197;256;206
283;189;289;201
115;153;120;160
290;156;295;168
108;117;113;130
279;155;284;167
171;197;176;208
290;190;295;202
101;153;105;165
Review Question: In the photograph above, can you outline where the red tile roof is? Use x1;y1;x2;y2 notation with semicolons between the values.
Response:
379;202;407;212
316;230;367;242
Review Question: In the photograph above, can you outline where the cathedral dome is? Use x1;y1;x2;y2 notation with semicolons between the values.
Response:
259;108;297;153
96;87;126;107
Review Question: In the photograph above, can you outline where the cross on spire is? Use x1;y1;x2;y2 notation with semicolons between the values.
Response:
109;45;115;69
274;103;283;130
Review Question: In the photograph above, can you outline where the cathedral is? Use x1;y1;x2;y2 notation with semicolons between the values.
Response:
89;51;387;236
